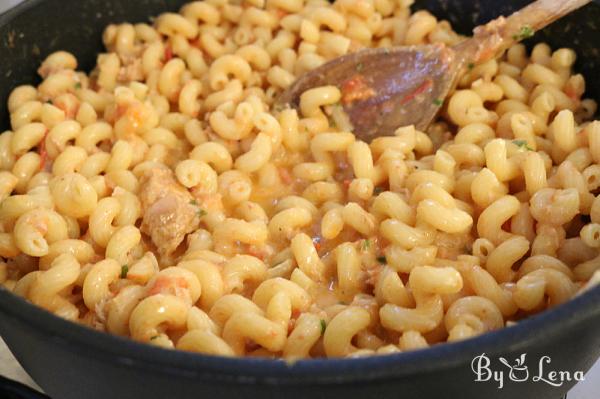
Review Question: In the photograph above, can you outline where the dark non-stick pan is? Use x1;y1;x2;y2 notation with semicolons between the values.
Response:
1;1;600;398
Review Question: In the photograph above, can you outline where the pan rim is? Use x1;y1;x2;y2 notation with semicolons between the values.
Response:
2;283;599;383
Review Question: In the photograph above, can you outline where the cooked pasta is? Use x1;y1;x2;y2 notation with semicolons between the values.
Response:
0;0;598;360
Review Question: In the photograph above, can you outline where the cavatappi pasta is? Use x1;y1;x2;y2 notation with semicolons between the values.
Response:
1;0;599;360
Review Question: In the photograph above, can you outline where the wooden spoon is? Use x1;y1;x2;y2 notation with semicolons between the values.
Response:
276;0;591;142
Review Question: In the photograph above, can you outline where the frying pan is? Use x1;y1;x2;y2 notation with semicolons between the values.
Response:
1;1;600;398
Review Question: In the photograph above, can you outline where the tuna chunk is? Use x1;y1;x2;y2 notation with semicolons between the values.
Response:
139;168;199;256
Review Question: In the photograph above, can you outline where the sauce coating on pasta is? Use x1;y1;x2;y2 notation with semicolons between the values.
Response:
1;0;599;359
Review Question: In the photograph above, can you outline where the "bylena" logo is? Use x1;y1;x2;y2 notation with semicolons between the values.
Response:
471;353;585;389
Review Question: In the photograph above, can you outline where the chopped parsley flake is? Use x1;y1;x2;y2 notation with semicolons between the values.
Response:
362;239;371;251
327;103;344;128
189;199;206;217
272;102;286;112
433;98;443;106
377;256;386;264
513;139;533;151
327;113;337;128
120;264;128;278
356;62;364;72
467;62;475;70
320;319;327;335
74;82;82;89
150;335;160;341
512;26;534;41
373;186;385;195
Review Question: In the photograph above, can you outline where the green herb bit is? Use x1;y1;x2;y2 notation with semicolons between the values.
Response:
512;25;534;41
150;335;160;341
432;98;443;106
467;62;475;70
356;62;364;72
512;139;533;151
74;82;82;89
320;319;327;335
327;103;343;126
362;239;371;251
189;199;206;217
272;102;286;113
120;264;129;278
377;256;386;264
373;186;385;195
327;113;337;128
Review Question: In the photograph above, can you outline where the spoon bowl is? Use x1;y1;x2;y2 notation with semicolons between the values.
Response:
276;0;592;142
278;45;459;142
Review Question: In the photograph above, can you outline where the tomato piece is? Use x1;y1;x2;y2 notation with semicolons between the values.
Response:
38;128;49;171
147;275;189;297
164;45;173;62
399;79;433;105
341;74;376;105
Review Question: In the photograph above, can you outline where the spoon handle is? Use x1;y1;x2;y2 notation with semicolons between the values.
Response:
454;0;591;65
